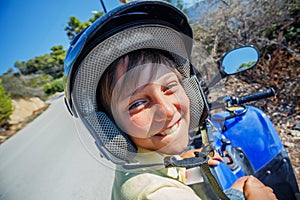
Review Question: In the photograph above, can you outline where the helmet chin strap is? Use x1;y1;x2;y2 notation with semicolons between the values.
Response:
122;151;209;170
122;162;165;170
123;148;230;200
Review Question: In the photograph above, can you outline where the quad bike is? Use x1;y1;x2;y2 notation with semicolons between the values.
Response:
120;45;299;200
185;46;299;200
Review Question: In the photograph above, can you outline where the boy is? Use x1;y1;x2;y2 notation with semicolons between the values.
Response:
63;1;276;199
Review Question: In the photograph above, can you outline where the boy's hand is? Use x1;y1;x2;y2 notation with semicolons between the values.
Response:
231;176;277;200
243;176;277;200
180;148;223;166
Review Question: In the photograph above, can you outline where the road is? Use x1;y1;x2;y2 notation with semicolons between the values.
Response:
0;95;115;200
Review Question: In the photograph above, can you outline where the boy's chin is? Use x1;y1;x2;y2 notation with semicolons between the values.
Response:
158;142;188;155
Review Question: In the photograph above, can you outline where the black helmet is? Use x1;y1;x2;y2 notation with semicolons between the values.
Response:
63;0;206;165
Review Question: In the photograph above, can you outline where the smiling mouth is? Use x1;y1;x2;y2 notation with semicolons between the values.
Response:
156;121;180;136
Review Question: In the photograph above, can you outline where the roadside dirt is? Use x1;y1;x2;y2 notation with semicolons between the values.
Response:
0;97;48;144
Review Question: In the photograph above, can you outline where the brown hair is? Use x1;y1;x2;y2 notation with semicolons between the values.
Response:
96;49;182;117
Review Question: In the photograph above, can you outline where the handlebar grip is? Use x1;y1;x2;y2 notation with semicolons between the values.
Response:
235;88;276;104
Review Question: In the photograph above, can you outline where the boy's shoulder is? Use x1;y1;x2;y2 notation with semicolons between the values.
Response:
112;172;200;200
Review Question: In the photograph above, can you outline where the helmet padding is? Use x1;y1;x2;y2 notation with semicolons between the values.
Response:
71;25;205;162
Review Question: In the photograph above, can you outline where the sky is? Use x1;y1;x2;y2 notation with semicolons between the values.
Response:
0;0;197;76
0;0;121;75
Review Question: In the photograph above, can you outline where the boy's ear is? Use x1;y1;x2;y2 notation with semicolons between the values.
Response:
85;111;137;164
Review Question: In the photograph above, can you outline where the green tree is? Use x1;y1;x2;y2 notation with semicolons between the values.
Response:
4;68;14;75
14;45;66;78
65;16;90;40
50;45;66;64
47;45;66;78
0;79;13;126
65;12;104;40
14;61;28;75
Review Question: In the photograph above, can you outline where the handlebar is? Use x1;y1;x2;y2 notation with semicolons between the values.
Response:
209;88;276;109
230;88;276;105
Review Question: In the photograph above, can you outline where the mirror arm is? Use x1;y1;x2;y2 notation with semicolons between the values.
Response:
206;71;226;89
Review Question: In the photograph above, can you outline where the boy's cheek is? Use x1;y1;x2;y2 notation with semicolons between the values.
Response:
118;114;151;138
177;90;190;108
130;113;151;128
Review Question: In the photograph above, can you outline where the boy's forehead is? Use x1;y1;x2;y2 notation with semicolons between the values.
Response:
114;64;177;98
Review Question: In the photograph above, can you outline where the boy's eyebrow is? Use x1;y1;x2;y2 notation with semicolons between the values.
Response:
121;72;178;100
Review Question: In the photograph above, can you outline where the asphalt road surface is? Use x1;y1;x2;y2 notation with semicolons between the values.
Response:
0;95;115;200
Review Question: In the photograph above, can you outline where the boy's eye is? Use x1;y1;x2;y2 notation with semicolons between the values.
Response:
128;100;146;113
163;82;179;93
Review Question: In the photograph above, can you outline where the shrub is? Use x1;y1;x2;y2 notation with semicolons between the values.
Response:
0;79;13;126
44;78;64;96
1;74;44;99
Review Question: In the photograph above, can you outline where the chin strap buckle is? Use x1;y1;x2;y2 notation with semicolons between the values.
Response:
164;154;208;169
164;145;230;200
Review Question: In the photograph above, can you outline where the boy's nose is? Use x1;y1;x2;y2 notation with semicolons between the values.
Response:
153;97;176;121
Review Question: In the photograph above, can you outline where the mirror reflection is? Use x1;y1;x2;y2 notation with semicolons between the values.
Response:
222;46;259;75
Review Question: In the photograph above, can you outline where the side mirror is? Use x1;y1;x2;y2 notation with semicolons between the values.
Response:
222;46;260;75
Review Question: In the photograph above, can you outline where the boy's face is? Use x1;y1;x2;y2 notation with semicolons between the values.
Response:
111;63;190;155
